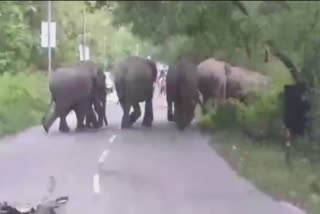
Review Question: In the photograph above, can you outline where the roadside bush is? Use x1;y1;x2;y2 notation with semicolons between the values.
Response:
199;99;242;130
238;90;284;140
0;71;49;136
199;89;284;141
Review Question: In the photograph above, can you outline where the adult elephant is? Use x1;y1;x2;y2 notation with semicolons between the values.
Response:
42;61;107;133
114;56;157;129
224;64;270;103
166;58;200;130
197;58;231;110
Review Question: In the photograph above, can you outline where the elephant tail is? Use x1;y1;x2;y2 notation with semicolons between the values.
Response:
115;71;127;103
146;59;158;83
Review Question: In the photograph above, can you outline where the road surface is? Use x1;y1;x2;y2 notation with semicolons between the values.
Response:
0;89;305;214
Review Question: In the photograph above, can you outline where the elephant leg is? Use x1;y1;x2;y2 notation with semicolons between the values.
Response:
167;99;174;122
173;101;178;122
120;100;132;129
74;100;91;131
85;106;98;128
99;96;108;126
94;100;104;128
98;99;108;126
129;103;141;126
58;110;70;133
142;99;153;127
42;102;58;133
103;107;108;126
74;107;85;131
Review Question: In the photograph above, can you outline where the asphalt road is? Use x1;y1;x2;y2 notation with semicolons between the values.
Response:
0;89;305;214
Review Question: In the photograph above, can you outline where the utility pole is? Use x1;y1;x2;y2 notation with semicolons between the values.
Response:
82;7;86;61
103;36;106;70
47;0;52;74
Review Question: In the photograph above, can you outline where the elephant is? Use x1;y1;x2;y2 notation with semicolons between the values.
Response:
42;61;107;133
224;64;270;103
114;56;157;129
166;58;200;130
85;76;109;129
197;58;270;110
197;58;231;111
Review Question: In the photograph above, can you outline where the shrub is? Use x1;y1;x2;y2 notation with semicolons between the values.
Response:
199;99;243;130
237;90;284;140
199;89;284;141
0;71;49;136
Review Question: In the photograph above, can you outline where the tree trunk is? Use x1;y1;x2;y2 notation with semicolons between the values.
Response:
245;43;252;59
264;48;269;63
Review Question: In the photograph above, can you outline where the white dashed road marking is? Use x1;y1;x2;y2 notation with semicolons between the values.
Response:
98;150;109;164
93;174;100;194
95;134;118;193
109;134;117;143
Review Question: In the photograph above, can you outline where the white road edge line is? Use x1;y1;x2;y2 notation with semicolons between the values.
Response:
93;174;100;194
98;150;109;164
109;134;117;143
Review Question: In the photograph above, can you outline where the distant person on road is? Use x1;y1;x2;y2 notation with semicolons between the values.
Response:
158;69;166;96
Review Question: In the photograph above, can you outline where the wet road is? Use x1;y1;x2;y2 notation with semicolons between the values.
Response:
0;89;305;214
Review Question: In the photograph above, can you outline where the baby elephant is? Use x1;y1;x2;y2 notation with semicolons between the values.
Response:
85;87;108;129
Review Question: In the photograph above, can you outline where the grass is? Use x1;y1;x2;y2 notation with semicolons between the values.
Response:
194;55;320;214
210;131;320;214
0;71;49;136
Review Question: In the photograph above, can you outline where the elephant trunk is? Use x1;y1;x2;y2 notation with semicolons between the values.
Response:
42;102;58;133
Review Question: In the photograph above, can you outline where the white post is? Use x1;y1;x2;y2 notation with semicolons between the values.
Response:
103;36;106;70
82;8;86;61
47;0;52;74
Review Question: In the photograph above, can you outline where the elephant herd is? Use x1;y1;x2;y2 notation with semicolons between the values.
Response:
165;57;269;130
41;55;269;133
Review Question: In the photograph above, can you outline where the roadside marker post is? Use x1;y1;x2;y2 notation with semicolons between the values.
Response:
41;1;56;75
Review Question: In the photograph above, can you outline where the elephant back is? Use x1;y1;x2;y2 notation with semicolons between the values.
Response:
227;66;270;97
197;58;228;95
49;61;102;106
175;59;199;94
114;56;155;103
49;67;93;106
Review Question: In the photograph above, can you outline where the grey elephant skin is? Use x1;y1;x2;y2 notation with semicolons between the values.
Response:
225;65;270;102
85;70;108;129
197;58;231;109
197;58;270;109
114;56;157;129
42;61;107;133
166;59;199;130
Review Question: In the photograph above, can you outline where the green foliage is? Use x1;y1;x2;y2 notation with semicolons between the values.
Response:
52;1;154;68
212;132;320;214
0;1;156;136
0;2;35;73
199;88;284;141
109;1;320;85
238;91;284;140
0;71;49;136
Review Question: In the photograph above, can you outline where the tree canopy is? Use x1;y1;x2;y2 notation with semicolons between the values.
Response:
0;1;153;73
86;1;320;86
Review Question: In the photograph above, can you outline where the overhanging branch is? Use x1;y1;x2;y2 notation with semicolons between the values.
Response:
231;1;249;16
266;40;302;83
